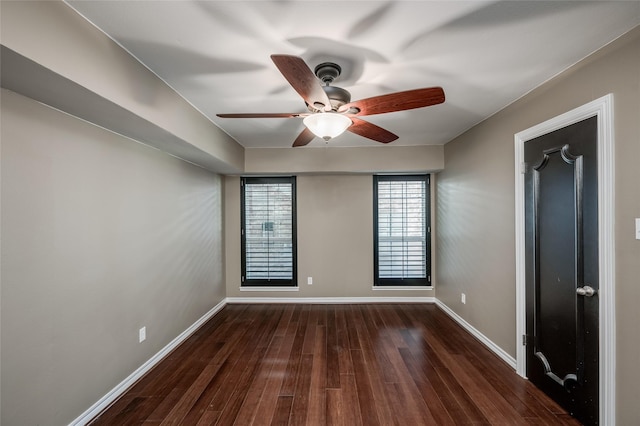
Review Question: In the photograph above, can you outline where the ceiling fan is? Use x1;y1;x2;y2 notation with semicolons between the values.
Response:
217;54;445;147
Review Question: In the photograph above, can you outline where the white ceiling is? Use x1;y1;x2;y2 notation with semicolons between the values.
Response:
66;1;640;149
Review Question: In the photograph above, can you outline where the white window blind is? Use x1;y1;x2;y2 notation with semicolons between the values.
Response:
375;176;430;286
242;177;296;285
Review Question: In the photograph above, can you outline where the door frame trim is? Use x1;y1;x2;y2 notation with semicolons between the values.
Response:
514;94;615;425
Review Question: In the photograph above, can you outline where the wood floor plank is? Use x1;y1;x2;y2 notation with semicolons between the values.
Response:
91;396;161;426
159;361;224;424
386;381;434;425
206;346;263;424
352;306;397;424
194;409;220;426
350;349;381;426
334;305;354;375
280;306;308;396
397;347;457;425
376;337;438;424
346;305;362;351
233;335;285;425
179;361;231;424
339;373;363;426
325;306;341;389
253;319;298;424
90;304;583;426
360;305;398;385
301;307;318;354
273;304;295;337
307;325;327;425
145;387;187;422
270;395;294;426
325;388;344;426
288;354;313;425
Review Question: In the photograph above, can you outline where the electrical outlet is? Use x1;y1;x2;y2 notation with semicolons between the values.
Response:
139;327;146;343
307;276;313;285
461;293;466;304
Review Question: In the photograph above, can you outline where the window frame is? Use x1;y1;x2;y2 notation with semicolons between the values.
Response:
373;174;431;287
241;176;297;287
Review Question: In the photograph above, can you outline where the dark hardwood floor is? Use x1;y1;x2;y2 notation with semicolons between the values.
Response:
90;303;581;425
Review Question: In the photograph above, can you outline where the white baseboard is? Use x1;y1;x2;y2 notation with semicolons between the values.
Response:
371;286;433;291
226;296;436;304
239;286;299;292
435;299;516;369
69;298;228;426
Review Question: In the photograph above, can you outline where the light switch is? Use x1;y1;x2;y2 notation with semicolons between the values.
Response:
636;218;640;240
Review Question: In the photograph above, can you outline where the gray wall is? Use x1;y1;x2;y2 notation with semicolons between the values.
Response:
436;26;640;423
1;89;225;425
244;145;444;174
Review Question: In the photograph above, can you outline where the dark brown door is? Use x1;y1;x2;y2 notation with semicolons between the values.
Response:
524;116;599;425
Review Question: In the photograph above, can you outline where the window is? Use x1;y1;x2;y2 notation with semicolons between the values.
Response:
241;177;297;287
374;175;431;286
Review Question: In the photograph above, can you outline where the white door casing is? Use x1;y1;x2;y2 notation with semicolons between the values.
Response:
514;94;615;425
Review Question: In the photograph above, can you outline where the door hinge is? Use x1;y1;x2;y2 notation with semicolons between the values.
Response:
428;275;431;283
241;276;245;282
522;334;528;346
520;162;528;174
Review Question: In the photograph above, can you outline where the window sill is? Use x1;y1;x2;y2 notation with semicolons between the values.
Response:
372;286;433;291
240;286;299;292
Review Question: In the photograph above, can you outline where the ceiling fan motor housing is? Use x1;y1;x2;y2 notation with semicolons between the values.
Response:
322;86;351;110
308;62;351;112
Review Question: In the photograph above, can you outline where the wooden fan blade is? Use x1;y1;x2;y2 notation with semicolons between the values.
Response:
347;117;398;143
341;87;445;116
217;112;306;118
293;127;316;147
271;54;332;112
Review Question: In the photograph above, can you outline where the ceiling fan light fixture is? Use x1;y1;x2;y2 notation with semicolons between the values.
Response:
303;113;352;141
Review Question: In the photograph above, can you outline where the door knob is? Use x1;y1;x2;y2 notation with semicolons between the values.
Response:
576;285;596;297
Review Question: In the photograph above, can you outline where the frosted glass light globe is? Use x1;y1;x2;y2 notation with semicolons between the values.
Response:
303;113;352;141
